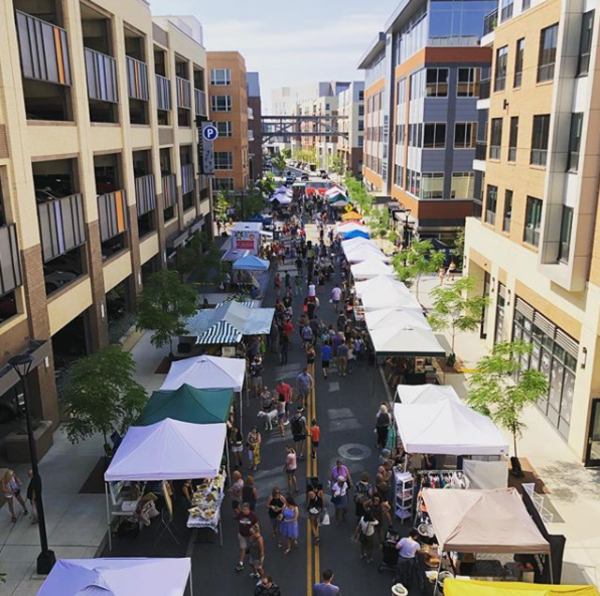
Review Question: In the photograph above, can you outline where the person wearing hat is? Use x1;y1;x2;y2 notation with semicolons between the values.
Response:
331;476;348;525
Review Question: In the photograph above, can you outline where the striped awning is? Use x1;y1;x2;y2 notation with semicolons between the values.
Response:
195;320;242;345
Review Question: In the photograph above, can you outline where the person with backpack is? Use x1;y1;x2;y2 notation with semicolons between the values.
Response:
354;512;379;563
290;407;307;460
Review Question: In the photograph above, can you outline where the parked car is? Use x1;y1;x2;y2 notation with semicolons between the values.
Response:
301;173;309;181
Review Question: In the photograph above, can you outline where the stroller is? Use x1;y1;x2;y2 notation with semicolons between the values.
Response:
378;529;401;573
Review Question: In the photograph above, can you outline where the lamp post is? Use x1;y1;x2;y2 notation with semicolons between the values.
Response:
8;354;56;575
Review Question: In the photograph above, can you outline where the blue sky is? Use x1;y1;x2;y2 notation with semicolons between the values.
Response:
150;0;399;109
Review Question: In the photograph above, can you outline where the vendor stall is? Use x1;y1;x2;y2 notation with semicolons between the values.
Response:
351;258;395;279
161;354;246;392
231;255;270;271
344;243;391;264
396;384;461;405
368;322;445;357
341;210;363;221
186;472;227;537
445;580;599;596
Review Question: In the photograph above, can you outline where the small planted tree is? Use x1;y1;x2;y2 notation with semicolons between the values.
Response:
427;276;488;366
214;190;231;225
257;172;276;197
243;183;267;217
135;269;198;354
61;345;147;454
272;153;287;175
330;154;346;176
467;340;549;458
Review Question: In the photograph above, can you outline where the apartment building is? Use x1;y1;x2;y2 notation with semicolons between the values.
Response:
337;82;365;178
207;52;249;193
464;0;600;464
0;0;211;438
358;1;495;238
247;72;263;181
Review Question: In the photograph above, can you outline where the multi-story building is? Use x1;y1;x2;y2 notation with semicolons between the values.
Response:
247;72;263;181
337;82;365;178
358;1;495;239
0;0;211;438
208;52;249;193
465;0;600;465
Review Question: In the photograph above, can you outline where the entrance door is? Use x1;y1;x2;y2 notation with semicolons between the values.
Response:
585;398;600;467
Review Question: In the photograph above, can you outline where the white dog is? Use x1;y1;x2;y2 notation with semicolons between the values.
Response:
257;409;277;431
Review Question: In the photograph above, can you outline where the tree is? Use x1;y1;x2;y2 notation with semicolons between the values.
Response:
427;276;488;364
392;239;445;301
61;345;147;454
281;148;291;159
256;172;276;197
213;190;231;224
451;227;465;263
330;154;346;176
369;206;396;246
467;341;549;457
344;174;372;216
135;269;198;354
272;152;287;175
242;183;267;217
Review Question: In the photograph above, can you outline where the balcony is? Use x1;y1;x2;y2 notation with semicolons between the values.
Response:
135;174;157;217
475;141;487;161
479;79;491;100
98;190;128;242
483;8;498;36
0;224;23;297
162;173;177;209
84;48;118;103
176;77;191;110
156;74;171;112
194;89;207;117
181;164;195;196
15;11;72;86
126;56;149;101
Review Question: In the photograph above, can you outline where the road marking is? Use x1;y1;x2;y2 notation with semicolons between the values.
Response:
338;443;373;461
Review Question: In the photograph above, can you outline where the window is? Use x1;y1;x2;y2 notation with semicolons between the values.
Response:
538;24;558;82
524;196;543;246
394;164;404;188
359;90;364;101
489;118;503;159
485;184;498;225
358;105;365;116
214;152;233;170
358;120;365;132
522;0;531;9
397;78;407;104
211;95;231;112
454;122;477;148
210;69;231;86
514;38;525;87
500;0;514;21
410;69;425;100
407;169;421;197
577;11;594;76
503;190;513;232
423;123;446;149
421;173;444;199
216;121;233;137
211;178;234;192
495;46;508;91
508;116;519;162
530;115;550;166
457;67;480;97
450;172;474;199
558;206;573;263
567;113;583;172
426;68;448;97
408;123;423;147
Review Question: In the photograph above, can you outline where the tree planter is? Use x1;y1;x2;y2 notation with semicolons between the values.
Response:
5;420;53;463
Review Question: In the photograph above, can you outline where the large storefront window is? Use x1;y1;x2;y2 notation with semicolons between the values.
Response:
511;297;577;439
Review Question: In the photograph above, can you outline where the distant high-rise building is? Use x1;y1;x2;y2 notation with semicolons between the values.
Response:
247;72;263;181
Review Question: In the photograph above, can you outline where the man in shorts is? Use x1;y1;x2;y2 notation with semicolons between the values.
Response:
290;407;307;459
236;502;259;572
295;367;313;406
275;379;292;424
321;342;331;379
331;284;342;314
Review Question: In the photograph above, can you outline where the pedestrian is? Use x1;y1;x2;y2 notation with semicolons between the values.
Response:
275;379;292;424
321;341;332;380
285;271;291;290
242;476;258;511
330;460;353;487
284;445;299;493
260;386;273;412
395;529;422;586
438;267;446;285
447;260;457;281
354;472;373;519
301;323;313;348
375;404;391;450
266;488;285;545
305;343;316;366
276;394;286;437
274;273;282;296
294;273;303;296
26;469;38;525
229;426;244;469
254;575;282;596
229;470;244;515
290;406;307;459
279;332;289;365
247;426;262;471
279;495;299;554
295;367;313;407
363;494;392;545
354;335;364;367
247;525;265;579
331;476;348;525
307;480;325;546
346;340;355;374
1;470;28;523
250;356;263;398
310;418;321;460
331;284;342;313
235;502;259;572
336;341;348;376
354;512;379;563
313;569;341;596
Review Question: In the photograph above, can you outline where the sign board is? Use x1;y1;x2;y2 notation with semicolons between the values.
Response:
199;121;215;175
233;231;259;254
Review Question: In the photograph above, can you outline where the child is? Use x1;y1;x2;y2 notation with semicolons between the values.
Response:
310;419;321;460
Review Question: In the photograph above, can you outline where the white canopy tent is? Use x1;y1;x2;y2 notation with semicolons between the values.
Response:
395;384;461;405
344;244;391;264
368;314;445;356
341;237;377;253
355;275;410;298
336;221;369;234
355;276;421;312
37;558;193;596
393;401;509;456
161;355;246;392
365;308;430;331
351;259;395;279
325;185;344;198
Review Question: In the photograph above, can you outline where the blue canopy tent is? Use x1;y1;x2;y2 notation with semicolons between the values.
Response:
232;255;270;271
343;229;371;240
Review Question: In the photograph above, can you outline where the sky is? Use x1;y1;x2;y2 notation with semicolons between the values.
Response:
150;0;399;110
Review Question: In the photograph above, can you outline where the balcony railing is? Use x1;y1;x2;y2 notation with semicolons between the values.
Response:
126;56;149;101
37;194;86;262
0;224;23;296
84;48;118;103
135;174;157;217
98;190;128;242
181;164;195;195
194;89;207;117
479;78;491;100
483;8;498;36
475;141;487;161
162;173;177;209
156;74;171;112
15;11;72;86
176;76;191;109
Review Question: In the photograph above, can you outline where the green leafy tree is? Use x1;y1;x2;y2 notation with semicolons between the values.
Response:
256;172;276;197
330;154;346;176
214;190;231;224
135;269;198;354
427;276;488;363
242;183;266;218
392;239;446;301
344;174;372;216
272;152;287;175
369;207;395;245
281;148;291;159
451;227;465;262
61;345;147;454
467;341;549;457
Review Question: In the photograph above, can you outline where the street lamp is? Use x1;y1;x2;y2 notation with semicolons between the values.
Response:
8;354;56;575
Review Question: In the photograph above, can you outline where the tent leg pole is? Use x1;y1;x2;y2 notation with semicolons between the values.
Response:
220;517;223;547
105;482;112;552
549;550;554;584
433;555;444;596
189;572;194;596
240;391;243;435
226;441;232;484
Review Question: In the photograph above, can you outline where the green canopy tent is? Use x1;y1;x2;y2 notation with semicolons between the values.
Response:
328;192;348;204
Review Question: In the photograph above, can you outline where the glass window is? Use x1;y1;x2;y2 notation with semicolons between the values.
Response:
538;24;559;83
428;0;498;42
394;164;404;188
216;121;232;137
495;46;508;91
567;113;583;172
485;184;498;225
407;169;421;196
500;0;514;22
531;114;550;166
423;123;446;148
397;78;407;104
421;173;444;199
214;152;233;170
211;177;234;192
524;196;543;246
358;105;365;116
508;116;519;162
577;11;594;76
514;38;525;87
426;68;449;97
410;69;425;100
489;118;503;159
210;69;231;86
503;189;513;232
211;95;232;112
450;172;474;199
457;67;480;97
558;206;573;263
454;122;477;148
